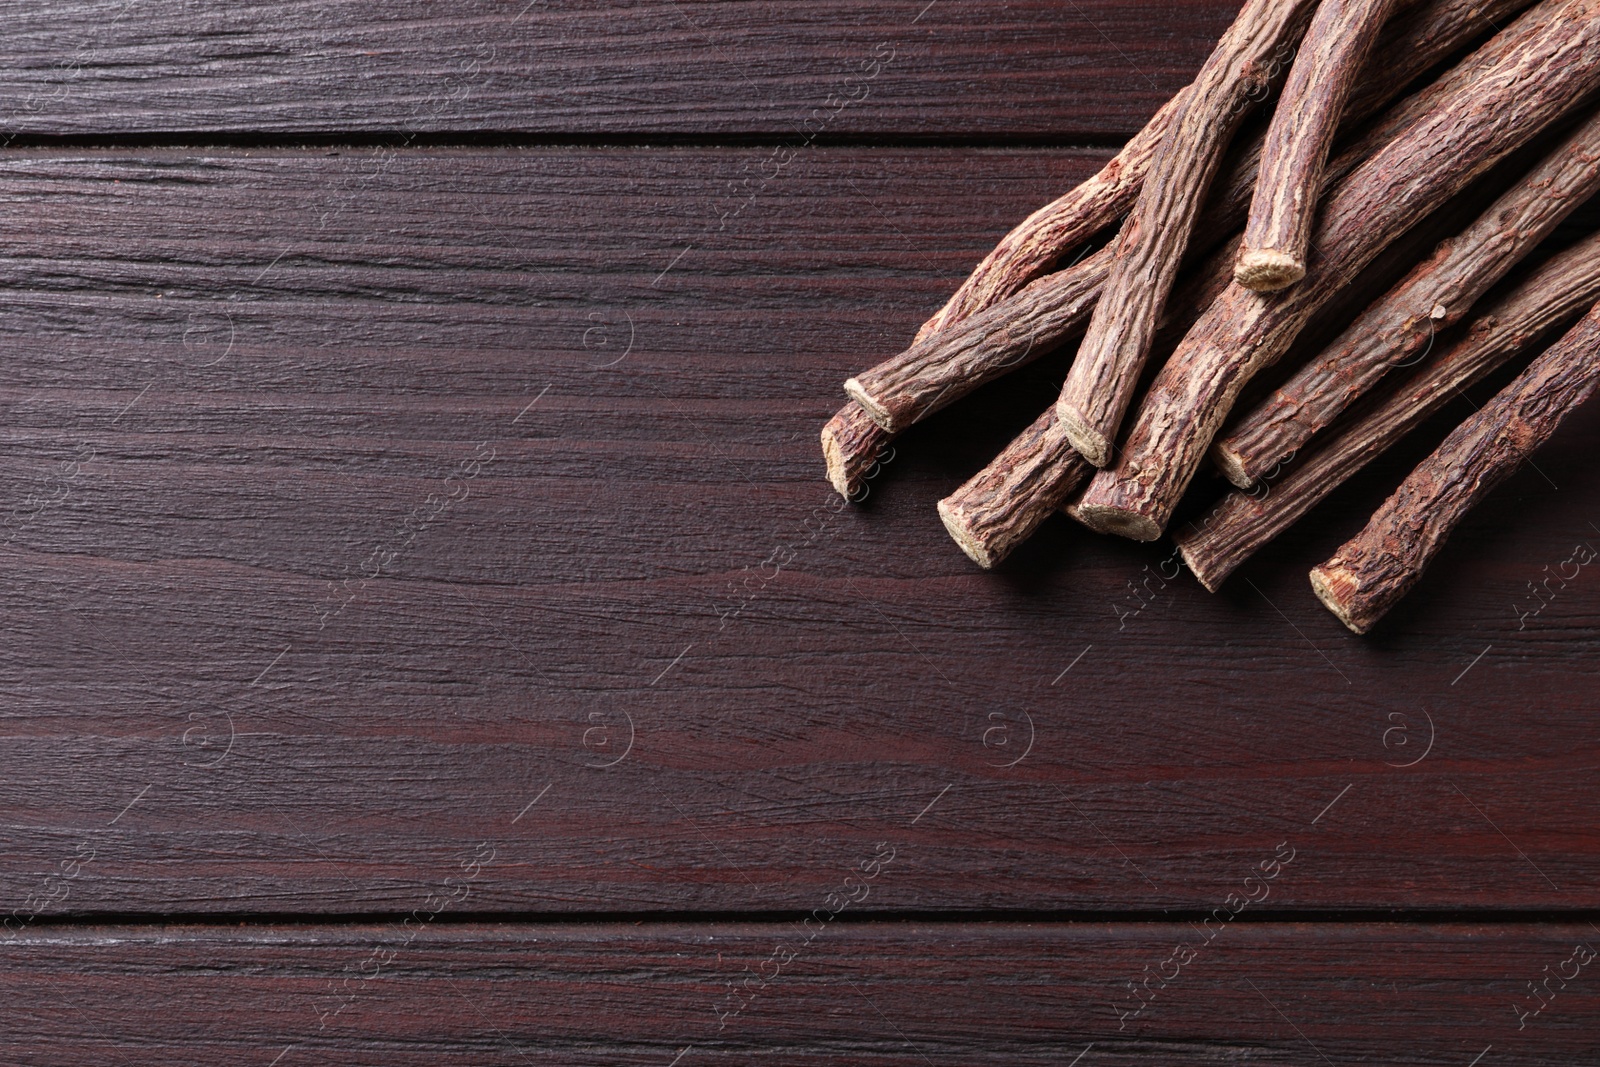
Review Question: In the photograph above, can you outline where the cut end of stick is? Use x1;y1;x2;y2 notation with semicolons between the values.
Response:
1308;562;1370;634
1055;400;1113;467
843;377;896;432
820;425;854;499
936;498;996;569
1209;440;1258;491
1234;248;1306;292
1074;502;1163;542
1173;536;1226;594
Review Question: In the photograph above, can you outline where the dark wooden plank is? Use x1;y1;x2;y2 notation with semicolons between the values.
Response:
0;147;1596;918
0;0;1238;140
2;922;1597;1064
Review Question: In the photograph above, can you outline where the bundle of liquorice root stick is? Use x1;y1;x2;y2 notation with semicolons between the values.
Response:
822;0;1600;633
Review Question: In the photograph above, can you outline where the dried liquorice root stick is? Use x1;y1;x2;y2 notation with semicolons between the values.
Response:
916;0;1524;343
1074;0;1600;542
1055;0;1320;468
1176;231;1600;590
827;0;1532;504
1236;0;1401;291
822;402;894;499
1310;297;1600;633
937;405;1093;568
1215;105;1600;488
846;247;1111;432
848;234;1230;436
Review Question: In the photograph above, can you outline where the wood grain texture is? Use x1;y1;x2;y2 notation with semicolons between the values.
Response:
0;148;1598;916
0;922;1597;1064
0;0;1239;140
1;2;1595;1062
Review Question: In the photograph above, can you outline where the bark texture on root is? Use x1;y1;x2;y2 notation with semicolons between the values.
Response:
1310;298;1600;633
847;248;1110;433
1195;0;1536;258
1216;104;1600;488
933;242;1240;563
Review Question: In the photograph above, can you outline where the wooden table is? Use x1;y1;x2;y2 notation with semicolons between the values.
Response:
2;2;1596;1062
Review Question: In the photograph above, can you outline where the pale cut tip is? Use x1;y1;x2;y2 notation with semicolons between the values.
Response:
843;377;896;432
1309;563;1368;634
1056;401;1112;468
1234;248;1306;292
1173;537;1224;593
1075;502;1163;542
936;498;996;569
1209;440;1258;491
820;425;854;499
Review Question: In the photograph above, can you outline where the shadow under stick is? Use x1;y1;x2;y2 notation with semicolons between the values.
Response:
1074;0;1600;542
1310;297;1600;633
1215;105;1600;489
1054;0;1320;468
1176;231;1600;591
1236;0;1401;291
